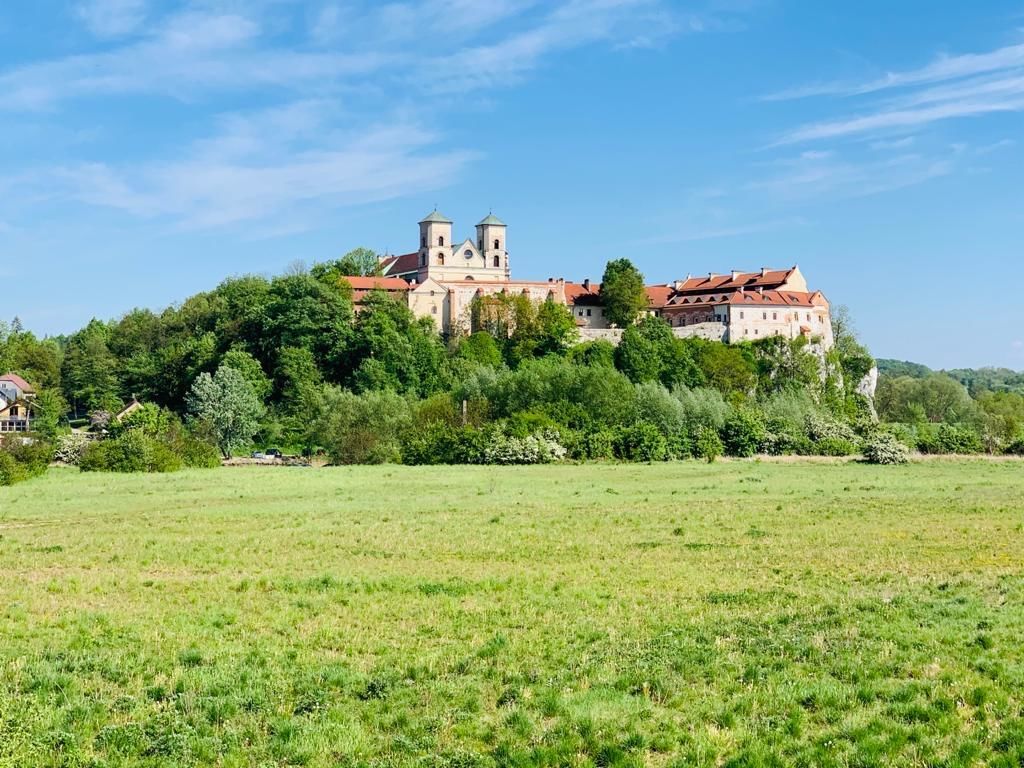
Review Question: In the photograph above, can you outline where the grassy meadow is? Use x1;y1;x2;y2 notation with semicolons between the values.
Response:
1;460;1023;767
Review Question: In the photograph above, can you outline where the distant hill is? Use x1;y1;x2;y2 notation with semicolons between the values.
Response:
877;359;1024;395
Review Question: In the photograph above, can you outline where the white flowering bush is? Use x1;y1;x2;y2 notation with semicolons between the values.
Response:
483;429;566;465
863;432;910;465
53;433;92;466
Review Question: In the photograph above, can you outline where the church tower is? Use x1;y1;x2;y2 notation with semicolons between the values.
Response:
418;210;453;277
476;213;508;277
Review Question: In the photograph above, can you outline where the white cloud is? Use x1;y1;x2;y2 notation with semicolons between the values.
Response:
3;0;698;230
769;38;1024;145
745;150;954;200
76;0;148;38
0;8;384;111
764;41;1024;101
48;104;476;229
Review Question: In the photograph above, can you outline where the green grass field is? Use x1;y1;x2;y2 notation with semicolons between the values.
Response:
1;461;1023;767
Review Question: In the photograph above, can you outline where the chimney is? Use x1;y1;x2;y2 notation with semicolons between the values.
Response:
583;278;590;290
760;267;768;277
708;272;715;281
731;269;740;280
757;286;764;295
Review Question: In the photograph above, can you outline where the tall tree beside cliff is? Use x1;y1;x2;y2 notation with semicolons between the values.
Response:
599;259;648;328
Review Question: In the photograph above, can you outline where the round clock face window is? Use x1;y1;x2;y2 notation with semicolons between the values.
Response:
464;249;473;259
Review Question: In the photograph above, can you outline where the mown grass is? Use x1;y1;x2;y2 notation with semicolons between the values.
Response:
1;460;1023;767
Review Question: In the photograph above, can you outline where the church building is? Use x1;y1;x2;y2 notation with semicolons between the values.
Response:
351;211;833;348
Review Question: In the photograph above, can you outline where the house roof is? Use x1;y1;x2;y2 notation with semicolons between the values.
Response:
379;252;420;276
341;276;413;291
672;268;796;294
0;373;34;393
662;289;820;309
0;397;33;419
419;210;453;224
477;213;506;226
645;285;673;308
563;281;602;305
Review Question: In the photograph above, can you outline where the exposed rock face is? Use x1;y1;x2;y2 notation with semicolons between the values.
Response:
857;366;880;421
857;366;879;400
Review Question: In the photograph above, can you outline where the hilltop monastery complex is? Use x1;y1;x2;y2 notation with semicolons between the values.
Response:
345;211;834;348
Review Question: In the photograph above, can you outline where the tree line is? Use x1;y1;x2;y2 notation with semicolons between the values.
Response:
2;254;1022;482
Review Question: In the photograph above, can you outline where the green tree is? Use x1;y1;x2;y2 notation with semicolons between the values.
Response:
534;299;578;356
599;259;648;327
187;365;265;458
61;319;121;415
456;331;504;368
311;247;383;285
220;348;272;402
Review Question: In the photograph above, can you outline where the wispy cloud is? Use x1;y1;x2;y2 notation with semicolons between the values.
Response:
76;0;148;38
764;41;1024;101
745;150;954;200
770;38;1024;145
47;104;476;228
636;216;806;245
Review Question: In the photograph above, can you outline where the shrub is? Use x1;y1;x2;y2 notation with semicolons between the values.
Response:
721;409;766;458
674;386;730;434
80;431;182;473
919;423;984;455
176;435;222;469
0;439;53;485
584;429;616;460
694;427;724;464
314;388;412;465
1005;435;1024;456
402;423;488;465
0;452;27;486
815;437;859;457
53;434;92;466
613;422;668;462
863;432;910;465
482;429;565;465
805;413;859;446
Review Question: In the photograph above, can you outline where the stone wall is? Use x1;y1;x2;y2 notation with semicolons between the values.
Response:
577;322;727;345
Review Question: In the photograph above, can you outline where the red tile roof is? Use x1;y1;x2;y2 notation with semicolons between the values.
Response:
340;276;412;291
672;268;795;294
645;285;673;307
661;289;822;309
379;252;420;276
0;373;33;393
563;281;602;305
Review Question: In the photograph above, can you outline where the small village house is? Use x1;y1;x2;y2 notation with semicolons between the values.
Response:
0;373;37;433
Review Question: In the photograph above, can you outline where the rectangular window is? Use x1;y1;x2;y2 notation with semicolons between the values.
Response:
762;312;767;320
740;311;744;319
586;309;592;317
772;312;777;321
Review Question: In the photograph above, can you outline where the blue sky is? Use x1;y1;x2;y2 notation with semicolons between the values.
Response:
2;0;1023;368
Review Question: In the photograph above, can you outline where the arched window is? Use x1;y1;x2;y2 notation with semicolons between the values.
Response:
438;254;445;265
464;275;474;281
438;236;444;246
420;253;426;266
494;239;500;249
493;255;499;267
421;235;426;247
